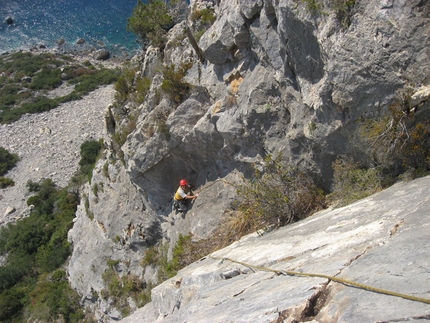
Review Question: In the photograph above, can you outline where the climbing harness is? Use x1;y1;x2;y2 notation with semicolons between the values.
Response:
209;255;430;305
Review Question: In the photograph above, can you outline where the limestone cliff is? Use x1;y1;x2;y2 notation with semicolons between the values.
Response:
119;175;430;323
67;0;429;321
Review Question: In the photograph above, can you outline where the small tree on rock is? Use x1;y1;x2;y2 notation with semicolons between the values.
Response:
127;0;186;50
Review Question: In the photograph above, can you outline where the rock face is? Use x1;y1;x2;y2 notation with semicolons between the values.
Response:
64;0;429;321
120;175;430;323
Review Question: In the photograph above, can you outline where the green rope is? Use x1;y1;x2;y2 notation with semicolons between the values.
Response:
210;256;430;305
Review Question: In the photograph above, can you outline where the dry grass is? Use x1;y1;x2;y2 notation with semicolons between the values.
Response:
230;76;243;94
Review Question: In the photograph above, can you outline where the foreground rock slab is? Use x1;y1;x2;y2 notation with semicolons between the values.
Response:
121;176;430;323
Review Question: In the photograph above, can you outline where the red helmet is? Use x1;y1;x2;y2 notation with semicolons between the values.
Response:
179;179;187;186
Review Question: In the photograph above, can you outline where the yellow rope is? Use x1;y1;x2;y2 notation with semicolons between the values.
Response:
194;178;237;194
210;256;430;305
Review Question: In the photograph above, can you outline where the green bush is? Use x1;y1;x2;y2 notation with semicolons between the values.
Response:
201;8;216;24
0;52;120;124
301;0;355;28
101;259;150;313
359;89;430;177
115;68;136;102
0;146;19;176
193;8;216;25
0;147;19;188
302;0;324;15
28;68;62;90
127;0;173;49
78;139;103;179
114;67;151;104
0;180;79;322
0;282;32;322
331;0;355;28
0;52;61;77
73;68;120;95
327;156;387;207
133;75;151;104
232;153;326;236
26;271;84;322
21;96;59;114
0;176;14;188
161;62;192;104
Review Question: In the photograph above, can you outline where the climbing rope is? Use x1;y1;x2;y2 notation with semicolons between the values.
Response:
194;178;237;194
209;255;430;305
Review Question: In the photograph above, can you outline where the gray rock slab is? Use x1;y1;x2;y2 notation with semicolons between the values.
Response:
120;176;430;323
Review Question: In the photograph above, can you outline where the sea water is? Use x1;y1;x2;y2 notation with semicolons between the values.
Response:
0;0;141;57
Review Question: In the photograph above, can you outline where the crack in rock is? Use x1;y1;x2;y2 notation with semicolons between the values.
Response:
272;282;330;323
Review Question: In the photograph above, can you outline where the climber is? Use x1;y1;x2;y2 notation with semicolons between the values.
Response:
173;179;198;212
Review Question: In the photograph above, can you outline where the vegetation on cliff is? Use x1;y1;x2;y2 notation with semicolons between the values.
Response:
0;140;103;322
0;179;82;322
127;0;188;50
0;51;121;124
1;0;428;321
0;147;19;188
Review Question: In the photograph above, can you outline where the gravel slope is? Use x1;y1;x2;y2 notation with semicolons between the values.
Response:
0;84;115;224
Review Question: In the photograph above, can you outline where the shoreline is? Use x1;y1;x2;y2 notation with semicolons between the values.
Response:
1;41;143;66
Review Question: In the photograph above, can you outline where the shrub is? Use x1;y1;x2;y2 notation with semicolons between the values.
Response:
331;0;355;28
26;271;84;322
73;68;120;95
302;0;324;15
232;153;326;237
166;234;193;276
301;0;355;28
141;246;160;267
127;0;174;49
0;146;19;176
156;119;171;141
0;181;79;322
28;68;62;90
115;68;136;102
114;68;151;104
0;52;119;124
0;177;14;188
360;89;430;177
327;156;387;207
21;96;59;114
101;259;150;313
191;8;216;25
79;139;103;178
161;62;192;104
194;29;206;42
133;76;151;104
199;8;216;25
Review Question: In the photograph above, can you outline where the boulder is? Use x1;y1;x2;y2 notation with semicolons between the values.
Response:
76;38;85;45
94;49;110;60
57;38;65;46
409;85;430;107
5;16;13;25
21;76;32;83
4;206;15;216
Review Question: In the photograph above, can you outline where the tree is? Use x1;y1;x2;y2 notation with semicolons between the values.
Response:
127;0;174;49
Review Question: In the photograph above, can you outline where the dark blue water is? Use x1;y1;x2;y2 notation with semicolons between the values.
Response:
0;0;141;57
